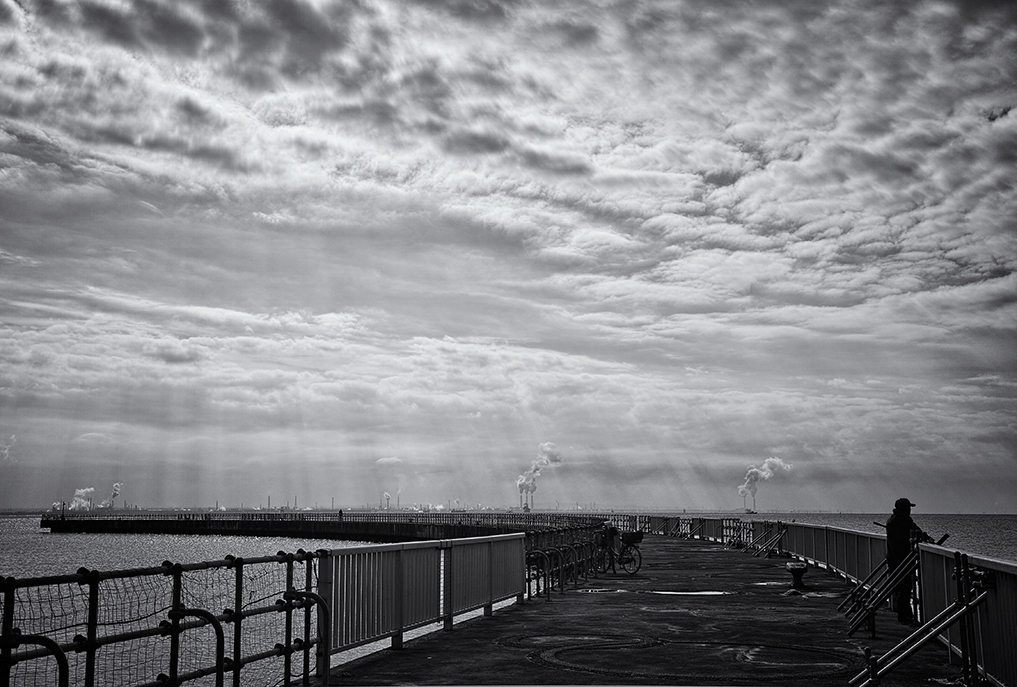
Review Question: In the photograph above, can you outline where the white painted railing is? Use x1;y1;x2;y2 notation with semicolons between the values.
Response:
918;546;1017;687
316;533;525;667
779;522;1015;687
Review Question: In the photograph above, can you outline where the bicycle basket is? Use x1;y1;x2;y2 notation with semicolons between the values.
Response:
621;531;643;545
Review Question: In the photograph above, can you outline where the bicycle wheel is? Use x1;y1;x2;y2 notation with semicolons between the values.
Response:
594;546;611;574
619;544;642;574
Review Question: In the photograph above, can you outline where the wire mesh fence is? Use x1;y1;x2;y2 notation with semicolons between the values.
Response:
1;552;324;687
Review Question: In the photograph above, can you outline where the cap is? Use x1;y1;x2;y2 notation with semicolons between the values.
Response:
894;497;916;510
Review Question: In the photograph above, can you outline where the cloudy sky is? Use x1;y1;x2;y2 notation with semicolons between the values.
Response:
1;0;1015;513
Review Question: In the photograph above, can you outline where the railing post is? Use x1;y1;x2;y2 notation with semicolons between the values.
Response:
168;562;183;686
442;542;454;631
282;591;330;687
1;578;14;687
484;541;493;617
953;552;971;683
314;551;333;681
82;569;100;687
392;548;404;649
231;557;244;687
281;552;294;686
301;552;313;685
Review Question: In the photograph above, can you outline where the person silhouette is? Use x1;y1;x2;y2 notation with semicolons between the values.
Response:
885;497;929;623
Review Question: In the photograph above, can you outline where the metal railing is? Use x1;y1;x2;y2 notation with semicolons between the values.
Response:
2;532;532;687
18;512;1014;687
1;551;324;687
917;546;1016;687
644;515;1015;687
777;522;1015;687
317;533;526;661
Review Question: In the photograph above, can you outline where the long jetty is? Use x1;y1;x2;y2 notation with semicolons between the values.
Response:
3;511;1014;687
40;509;603;547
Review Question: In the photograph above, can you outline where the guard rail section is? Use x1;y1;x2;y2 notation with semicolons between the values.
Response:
1;533;527;687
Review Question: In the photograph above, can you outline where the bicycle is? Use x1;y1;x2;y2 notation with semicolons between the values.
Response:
595;527;642;575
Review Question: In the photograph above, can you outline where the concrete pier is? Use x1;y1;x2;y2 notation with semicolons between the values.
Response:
331;534;964;686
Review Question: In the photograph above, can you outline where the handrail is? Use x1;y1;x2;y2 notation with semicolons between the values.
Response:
283;591;330;687
168;608;225;687
2;553;326;687
1;630;70;687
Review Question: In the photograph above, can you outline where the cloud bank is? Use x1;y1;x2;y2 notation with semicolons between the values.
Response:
1;0;1015;512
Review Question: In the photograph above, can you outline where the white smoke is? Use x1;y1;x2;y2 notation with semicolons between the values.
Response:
98;482;123;509
69;487;95;510
738;457;793;499
516;442;563;496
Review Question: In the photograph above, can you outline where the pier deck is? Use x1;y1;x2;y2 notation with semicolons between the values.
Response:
330;534;963;685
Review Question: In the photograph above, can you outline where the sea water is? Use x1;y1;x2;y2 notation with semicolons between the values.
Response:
761;511;1017;563
0;515;365;578
2;512;1014;578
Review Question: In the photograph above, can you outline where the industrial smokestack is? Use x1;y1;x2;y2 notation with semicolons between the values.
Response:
68;487;95;511
514;442;563;508
737;457;793;510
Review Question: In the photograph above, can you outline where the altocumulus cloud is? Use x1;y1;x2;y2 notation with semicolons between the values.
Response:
0;0;1015;512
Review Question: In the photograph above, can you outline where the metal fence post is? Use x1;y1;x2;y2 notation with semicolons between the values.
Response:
302;553;312;685
392;548;404;650
168;563;183;686
81;569;100;687
314;551;333;681
281;552;294;686
231;558;244;687
442;543;453;631
1;579;14;687
484;541;494;617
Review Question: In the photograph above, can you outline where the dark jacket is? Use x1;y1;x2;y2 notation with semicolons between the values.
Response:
885;511;925;567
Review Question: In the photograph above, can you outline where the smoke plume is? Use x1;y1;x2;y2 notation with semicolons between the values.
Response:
738;457;793;499
69;487;95;510
516;442;563;496
98;482;123;508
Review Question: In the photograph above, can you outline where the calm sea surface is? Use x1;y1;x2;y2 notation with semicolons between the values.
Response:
0;515;366;578
751;511;1017;563
1;512;1015;579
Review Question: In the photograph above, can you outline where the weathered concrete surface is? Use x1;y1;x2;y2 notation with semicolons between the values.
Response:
331;535;964;685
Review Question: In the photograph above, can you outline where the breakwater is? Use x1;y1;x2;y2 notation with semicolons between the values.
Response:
39;510;604;551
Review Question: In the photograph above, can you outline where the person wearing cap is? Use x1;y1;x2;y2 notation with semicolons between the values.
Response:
885;497;929;623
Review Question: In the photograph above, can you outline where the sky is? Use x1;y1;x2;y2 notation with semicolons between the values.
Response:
1;0;1015;514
